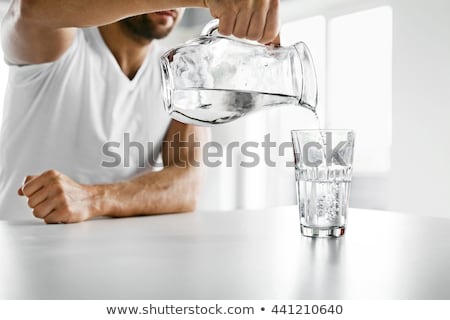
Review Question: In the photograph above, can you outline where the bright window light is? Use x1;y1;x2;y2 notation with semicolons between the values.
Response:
328;6;392;174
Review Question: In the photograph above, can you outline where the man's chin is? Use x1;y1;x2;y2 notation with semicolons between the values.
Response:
150;28;173;40
120;14;175;41
146;13;175;28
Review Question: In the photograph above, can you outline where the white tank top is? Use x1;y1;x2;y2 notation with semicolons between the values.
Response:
0;28;172;221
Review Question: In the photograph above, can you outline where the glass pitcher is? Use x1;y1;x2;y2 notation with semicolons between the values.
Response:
160;20;318;126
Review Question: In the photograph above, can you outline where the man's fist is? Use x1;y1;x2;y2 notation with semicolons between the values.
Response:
204;0;280;44
18;170;99;224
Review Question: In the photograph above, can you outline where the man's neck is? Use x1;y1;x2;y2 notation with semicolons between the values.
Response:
98;23;152;80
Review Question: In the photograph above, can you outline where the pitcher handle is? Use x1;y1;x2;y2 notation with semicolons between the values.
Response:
201;19;220;36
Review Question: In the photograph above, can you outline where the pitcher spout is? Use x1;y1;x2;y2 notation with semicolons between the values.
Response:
294;42;318;112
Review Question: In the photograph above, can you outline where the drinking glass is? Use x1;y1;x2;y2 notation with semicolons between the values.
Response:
291;130;355;238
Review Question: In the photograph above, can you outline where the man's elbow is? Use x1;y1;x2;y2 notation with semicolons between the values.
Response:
180;171;201;213
181;187;200;213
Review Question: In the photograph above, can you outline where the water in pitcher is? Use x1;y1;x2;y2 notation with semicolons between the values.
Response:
169;88;314;126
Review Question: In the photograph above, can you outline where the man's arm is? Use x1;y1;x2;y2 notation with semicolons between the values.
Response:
1;0;279;65
0;0;205;65
19;121;209;223
95;121;208;218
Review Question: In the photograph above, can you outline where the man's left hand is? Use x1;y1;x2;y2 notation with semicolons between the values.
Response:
18;170;100;224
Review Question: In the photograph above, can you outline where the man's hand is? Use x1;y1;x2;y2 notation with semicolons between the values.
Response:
204;0;280;44
18;170;100;224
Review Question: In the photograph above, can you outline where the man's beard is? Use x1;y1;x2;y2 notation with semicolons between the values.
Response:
120;15;173;41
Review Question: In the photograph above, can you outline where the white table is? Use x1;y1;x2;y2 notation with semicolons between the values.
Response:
1;207;449;299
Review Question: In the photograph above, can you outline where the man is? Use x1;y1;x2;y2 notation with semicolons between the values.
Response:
0;0;280;223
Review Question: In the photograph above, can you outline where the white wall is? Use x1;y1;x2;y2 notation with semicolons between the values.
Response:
390;0;450;217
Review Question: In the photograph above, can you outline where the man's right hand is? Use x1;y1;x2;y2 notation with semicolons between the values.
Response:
204;0;280;44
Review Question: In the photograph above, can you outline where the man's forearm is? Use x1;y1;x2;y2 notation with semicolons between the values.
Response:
20;0;206;28
91;166;201;218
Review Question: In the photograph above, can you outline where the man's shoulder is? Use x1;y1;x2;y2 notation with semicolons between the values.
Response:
4;28;99;86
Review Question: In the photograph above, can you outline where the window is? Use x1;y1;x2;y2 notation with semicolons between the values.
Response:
328;6;392;174
245;5;394;210
280;6;392;175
